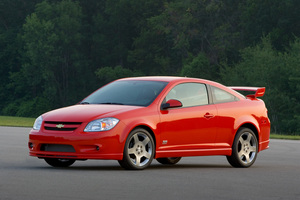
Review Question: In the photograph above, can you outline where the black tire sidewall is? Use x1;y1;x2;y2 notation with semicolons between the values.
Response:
156;157;182;165
44;158;75;167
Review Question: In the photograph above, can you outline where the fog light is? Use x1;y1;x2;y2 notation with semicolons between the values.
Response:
96;146;100;151
28;142;34;149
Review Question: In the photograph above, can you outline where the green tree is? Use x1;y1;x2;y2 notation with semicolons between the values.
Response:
180;53;216;80
283;39;300;133
9;0;87;116
129;0;244;76
221;36;300;134
0;0;42;115
95;65;143;84
92;0;166;73
240;0;300;50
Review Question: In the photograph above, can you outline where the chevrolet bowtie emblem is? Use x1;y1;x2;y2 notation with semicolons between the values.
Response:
56;124;64;128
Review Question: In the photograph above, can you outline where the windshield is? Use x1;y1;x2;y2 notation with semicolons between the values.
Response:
81;80;168;106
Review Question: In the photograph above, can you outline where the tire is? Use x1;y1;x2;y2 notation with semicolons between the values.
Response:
156;157;181;165
44;158;76;167
227;128;258;168
118;128;155;170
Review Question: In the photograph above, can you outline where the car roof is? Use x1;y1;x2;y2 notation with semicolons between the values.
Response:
118;76;224;87
117;76;185;82
118;76;215;83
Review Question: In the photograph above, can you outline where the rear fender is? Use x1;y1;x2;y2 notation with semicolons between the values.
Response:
233;116;260;144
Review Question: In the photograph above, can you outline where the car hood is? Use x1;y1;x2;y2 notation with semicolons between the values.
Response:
42;104;143;122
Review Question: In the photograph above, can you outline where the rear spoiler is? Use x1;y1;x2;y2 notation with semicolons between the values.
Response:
229;87;266;98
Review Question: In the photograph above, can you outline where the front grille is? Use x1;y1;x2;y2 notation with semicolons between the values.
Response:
40;144;76;152
44;121;82;131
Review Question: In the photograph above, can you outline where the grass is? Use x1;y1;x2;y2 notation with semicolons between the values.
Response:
270;134;300;140
0;116;299;140
0;116;35;127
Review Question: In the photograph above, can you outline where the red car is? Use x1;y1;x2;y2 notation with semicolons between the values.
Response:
28;76;270;170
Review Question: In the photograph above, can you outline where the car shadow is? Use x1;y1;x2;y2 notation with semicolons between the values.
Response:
23;163;232;171
149;163;232;170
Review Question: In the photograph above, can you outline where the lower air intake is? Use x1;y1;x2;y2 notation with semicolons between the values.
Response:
40;144;76;152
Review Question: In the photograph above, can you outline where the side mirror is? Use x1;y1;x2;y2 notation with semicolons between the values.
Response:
161;99;182;110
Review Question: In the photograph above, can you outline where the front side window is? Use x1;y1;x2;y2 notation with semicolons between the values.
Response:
211;86;238;104
164;83;209;108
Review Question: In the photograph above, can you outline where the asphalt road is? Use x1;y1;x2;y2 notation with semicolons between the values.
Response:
0;126;299;200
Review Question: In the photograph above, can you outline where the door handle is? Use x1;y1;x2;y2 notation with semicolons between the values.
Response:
204;113;214;119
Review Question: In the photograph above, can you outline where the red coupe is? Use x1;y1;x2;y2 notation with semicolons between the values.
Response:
28;76;270;170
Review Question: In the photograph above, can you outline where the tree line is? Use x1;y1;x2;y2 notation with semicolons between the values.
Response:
0;0;299;134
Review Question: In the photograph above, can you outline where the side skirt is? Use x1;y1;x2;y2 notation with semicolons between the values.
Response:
155;148;232;159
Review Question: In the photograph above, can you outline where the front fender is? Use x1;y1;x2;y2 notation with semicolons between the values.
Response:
118;116;159;151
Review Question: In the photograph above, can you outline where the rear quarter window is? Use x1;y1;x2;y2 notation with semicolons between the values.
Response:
211;86;239;104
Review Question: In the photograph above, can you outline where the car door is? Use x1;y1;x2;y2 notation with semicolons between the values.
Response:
158;82;218;151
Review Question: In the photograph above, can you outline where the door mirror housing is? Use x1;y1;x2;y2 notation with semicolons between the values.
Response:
161;99;182;110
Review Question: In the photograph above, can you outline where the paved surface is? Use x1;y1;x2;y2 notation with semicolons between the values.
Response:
0;126;299;200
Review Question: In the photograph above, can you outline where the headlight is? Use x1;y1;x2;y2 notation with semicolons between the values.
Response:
33;116;43;130
84;118;119;132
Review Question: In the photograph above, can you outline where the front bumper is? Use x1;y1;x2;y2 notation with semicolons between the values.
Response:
28;123;126;160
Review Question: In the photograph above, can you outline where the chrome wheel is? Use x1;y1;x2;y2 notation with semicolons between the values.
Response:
237;132;257;164
227;128;258;168
118;128;155;170
128;133;153;166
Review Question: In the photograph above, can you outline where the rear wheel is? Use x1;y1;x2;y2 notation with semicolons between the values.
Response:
118;128;155;170
227;128;258;168
156;157;181;165
44;158;75;167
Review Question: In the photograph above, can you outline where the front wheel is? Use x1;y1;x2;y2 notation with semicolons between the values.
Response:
44;158;75;167
118;128;155;170
227;128;258;168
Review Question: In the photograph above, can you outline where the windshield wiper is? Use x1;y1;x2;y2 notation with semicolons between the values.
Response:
99;102;124;105
80;102;90;104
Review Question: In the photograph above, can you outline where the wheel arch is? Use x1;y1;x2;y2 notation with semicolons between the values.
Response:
120;123;157;150
234;114;261;144
132;125;157;148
